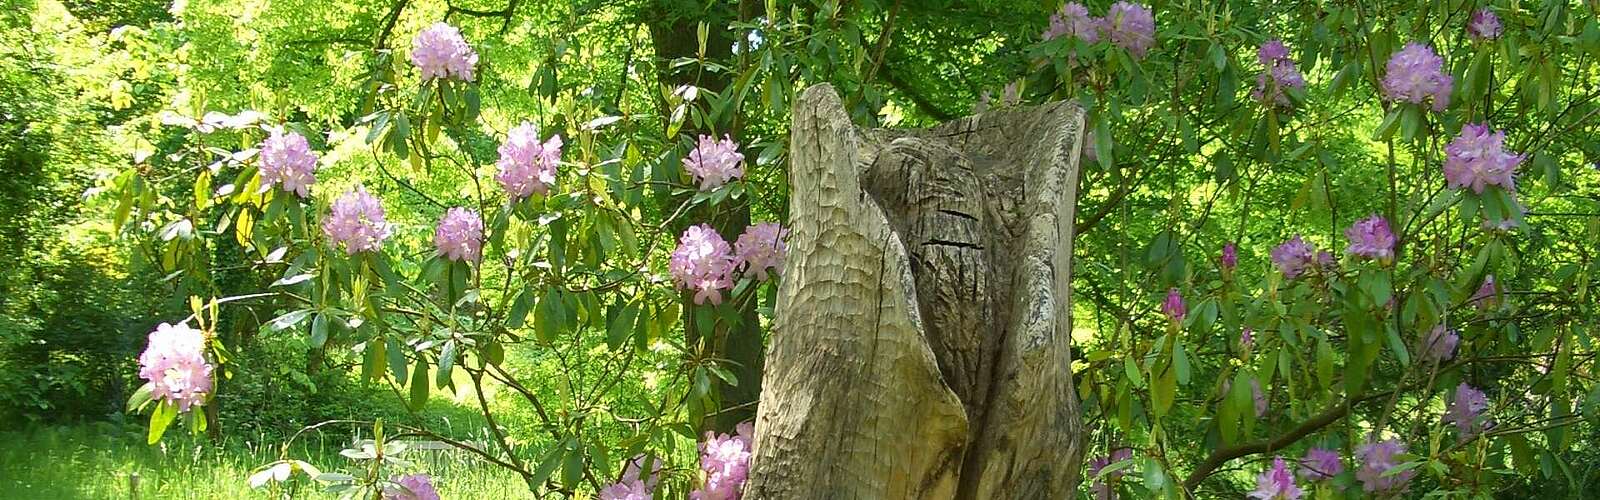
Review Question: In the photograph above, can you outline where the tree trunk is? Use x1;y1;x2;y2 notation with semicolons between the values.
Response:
646;5;766;434
745;84;1086;499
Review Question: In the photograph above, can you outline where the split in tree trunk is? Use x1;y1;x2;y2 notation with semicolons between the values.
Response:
745;84;1087;499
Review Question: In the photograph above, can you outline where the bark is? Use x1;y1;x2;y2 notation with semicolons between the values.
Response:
745;85;1086;499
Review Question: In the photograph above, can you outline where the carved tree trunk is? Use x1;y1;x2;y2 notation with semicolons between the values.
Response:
745;85;1086;499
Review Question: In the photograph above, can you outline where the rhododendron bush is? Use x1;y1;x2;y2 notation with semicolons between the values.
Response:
86;0;1598;497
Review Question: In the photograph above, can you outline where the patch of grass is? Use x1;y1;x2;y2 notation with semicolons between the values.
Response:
0;423;531;499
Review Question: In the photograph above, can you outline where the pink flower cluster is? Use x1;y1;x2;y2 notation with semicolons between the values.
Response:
1423;325;1460;361
1297;448;1343;481
683;135;745;191
1161;288;1185;321
1270;235;1317;279
1104;2;1155;58
1343;215;1395;262
1041;3;1101;43
599;481;651;500
1248;457;1302;500
671;223;788;305
1470;275;1499;308
1381;43;1452;112
434;207;484;263
690;422;754;500
1355;439;1414;493
600;455;662;500
1444;123;1523;194
670;225;738;305
1445;382;1491;437
1251;40;1306;110
1087;447;1134;500
258;130;317;198
138;322;213;412
1468;9;1502;40
323;187;391;254
410;23;478;82
382;473;440;500
1219;242;1237;272
496;122;563;201
733;222;788;281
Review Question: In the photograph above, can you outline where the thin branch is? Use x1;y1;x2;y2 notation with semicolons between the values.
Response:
880;63;957;121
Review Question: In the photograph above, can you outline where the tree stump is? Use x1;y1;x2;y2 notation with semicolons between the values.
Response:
746;85;1086;499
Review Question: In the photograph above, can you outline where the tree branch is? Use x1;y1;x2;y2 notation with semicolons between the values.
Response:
880;63;957;121
1181;386;1403;492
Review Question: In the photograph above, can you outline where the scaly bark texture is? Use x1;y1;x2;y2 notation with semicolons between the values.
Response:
745;84;1085;499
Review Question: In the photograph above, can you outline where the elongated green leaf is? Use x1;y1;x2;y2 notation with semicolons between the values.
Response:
148;401;176;444
409;359;429;411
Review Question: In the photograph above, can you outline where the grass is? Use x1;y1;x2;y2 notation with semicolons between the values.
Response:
0;423;531;499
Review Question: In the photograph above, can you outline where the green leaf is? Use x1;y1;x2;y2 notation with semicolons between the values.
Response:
1094;117;1114;170
506;289;533;329
436;340;457;389
1151;366;1176;417
1174;341;1191;385
1384;324;1411;367
1372;107;1403;141
387;337;407;381
269;309;314;331
561;442;584;489
409;358;429;411
127;382;155;412
607;300;640;350
529;442;566;488
310;312;329;348
1316;338;1335;388
148;401;177;444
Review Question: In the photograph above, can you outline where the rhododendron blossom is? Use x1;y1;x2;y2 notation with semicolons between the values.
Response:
734;222;788;281
1219;242;1237;272
1356;439;1414;493
1470;275;1499;308
1251;380;1269;417
1162;288;1185;321
1444;124;1523;194
1088;447;1134;500
1344;215;1395;262
1240;327;1254;351
1252;40;1306;110
496;122;563;200
670;224;737;305
258;129;317;197
433;207;484;263
683;135;745;190
1468;9;1502;40
1104;2;1155;58
1445;382;1490;437
383;473;440;500
1298;448;1343;481
690;422;754;500
410;23;478;82
138;322;213;412
1381;43;1452;111
1270;235;1316;278
1248;457;1303;500
1042;2;1100;43
1423;325;1460;361
599;480;651;500
323;187;391;254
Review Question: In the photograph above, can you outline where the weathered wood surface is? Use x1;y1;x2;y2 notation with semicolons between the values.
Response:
745;84;1086;499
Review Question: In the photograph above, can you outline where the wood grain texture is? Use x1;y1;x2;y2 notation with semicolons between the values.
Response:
745;84;1086;499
